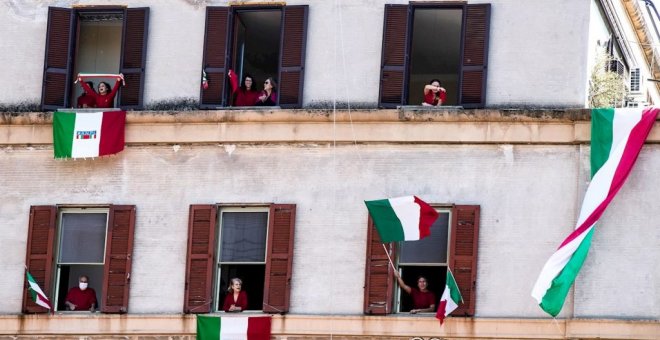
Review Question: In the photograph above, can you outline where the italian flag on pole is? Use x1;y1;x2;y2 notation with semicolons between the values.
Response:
531;107;659;316
53;111;126;159
364;196;439;242
196;315;271;340
436;269;462;324
26;271;52;311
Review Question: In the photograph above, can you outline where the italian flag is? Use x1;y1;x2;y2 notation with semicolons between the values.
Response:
26;271;52;311
531;107;659;316
53;111;126;159
436;269;462;324
197;315;271;340
364;196;439;242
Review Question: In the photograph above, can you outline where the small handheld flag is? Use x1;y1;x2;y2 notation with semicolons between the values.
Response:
365;195;439;242
26;271;52;311
436;269;462;324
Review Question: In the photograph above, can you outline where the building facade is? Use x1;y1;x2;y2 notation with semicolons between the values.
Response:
0;0;659;339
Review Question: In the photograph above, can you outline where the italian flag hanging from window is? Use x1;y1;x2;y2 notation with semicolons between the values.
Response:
53;111;126;159
532;107;659;317
26;270;52;311
364;196;439;242
196;315;271;340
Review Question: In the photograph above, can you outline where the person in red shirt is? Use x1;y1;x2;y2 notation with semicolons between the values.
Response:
65;275;97;311
77;82;97;108
395;271;436;313
422;79;447;106
222;278;248;312
228;69;260;106
78;74;124;108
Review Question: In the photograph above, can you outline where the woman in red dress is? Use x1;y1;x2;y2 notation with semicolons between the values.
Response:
78;74;124;108
222;277;248;312
228;69;260;106
422;79;446;106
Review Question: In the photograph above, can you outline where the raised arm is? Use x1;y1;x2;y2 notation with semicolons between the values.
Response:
80;78;96;96
228;69;239;93
108;77;122;98
394;270;412;294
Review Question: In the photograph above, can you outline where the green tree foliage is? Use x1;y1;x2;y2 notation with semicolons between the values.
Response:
589;48;628;108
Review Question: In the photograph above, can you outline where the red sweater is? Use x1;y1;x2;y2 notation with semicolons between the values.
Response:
223;290;248;312
228;71;260;106
81;80;121;108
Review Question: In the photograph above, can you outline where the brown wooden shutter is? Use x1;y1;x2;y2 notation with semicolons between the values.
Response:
278;6;308;108
459;4;490;109
448;205;480;316
119;8;149;110
263;204;296;313
41;7;74;111
101;205;136;313
22;206;57;313
378;5;410;108
200;7;231;109
184;205;217;313
363;217;396;315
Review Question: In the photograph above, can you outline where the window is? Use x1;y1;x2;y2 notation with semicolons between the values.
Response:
396;210;450;312
630;67;641;93
41;6;149;111
184;204;296;314
22;205;136;314
364;205;479;316
199;6;308;108
379;3;491;108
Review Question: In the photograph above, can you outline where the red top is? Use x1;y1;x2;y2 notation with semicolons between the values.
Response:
423;90;446;106
228;70;260;106
77;94;96;108
65;287;97;310
81;80;121;108
222;290;248;312
410;288;436;310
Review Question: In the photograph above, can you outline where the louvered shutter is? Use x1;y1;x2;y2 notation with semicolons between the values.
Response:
200;7;231;109
378;5;410;108
22;206;57;313
101;205;136;313
119;8;149;110
41;7;74;111
459;4;490;108
184;205;217;313
449;205;480;316
363;217;396;315
277;6;308;108
263;204;296;313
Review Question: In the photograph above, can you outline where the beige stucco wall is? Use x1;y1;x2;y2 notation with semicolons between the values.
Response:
1;109;659;327
0;0;593;108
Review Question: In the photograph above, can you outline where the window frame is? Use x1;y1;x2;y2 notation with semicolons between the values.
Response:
213;205;270;312
53;208;109;311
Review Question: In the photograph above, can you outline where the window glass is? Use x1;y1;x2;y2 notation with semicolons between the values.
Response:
399;211;450;264
220;211;268;263
58;212;107;264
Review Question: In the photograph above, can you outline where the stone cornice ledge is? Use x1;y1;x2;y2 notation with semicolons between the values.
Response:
0;314;657;339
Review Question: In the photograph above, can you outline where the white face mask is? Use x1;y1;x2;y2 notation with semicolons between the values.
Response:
79;282;88;290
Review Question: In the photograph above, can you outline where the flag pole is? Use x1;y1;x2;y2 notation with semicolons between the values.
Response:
381;243;397;273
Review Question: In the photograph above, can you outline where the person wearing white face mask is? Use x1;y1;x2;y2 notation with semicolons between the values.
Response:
65;275;97;311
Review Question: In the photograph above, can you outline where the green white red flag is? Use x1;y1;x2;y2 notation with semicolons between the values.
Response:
532;107;659;316
364;196;439;242
436;269;462;324
53;111;126;159
197;315;271;340
26;270;52;311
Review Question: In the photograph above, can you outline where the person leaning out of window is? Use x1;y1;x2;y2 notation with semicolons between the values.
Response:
223;278;248;312
256;77;277;106
65;275;97;312
394;270;437;314
422;79;446;106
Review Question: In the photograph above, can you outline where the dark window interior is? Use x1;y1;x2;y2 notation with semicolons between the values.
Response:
56;265;103;311
71;11;123;107
229;9;282;104
408;8;463;105
398;265;446;312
